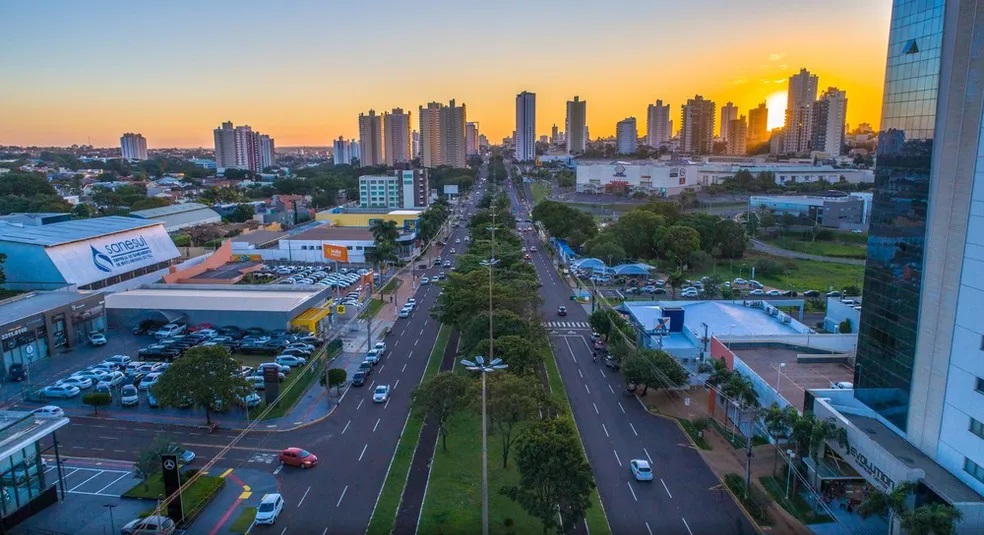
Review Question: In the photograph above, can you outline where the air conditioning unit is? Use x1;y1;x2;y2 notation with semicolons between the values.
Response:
782;316;792;324
770;308;779;316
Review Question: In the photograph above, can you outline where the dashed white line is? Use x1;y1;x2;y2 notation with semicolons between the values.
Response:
394;379;400;390
599;368;606;378
297;485;311;507
419;328;424;336
592;402;599;414
368;381;375;390
359;444;368;461
630;423;638;436
402;363;407;372
578;369;583;378
342;420;351;434
613;450;622;466
336;485;348;507
644;448;653;464
645;522;654;535
608;384;615;395
682;517;694;535
415;339;419;347
618;401;626;414
373;418;381;432
627;482;638;501
661;478;673;498
584;384;591;395
357;399;364;410
602;424;609;437
379;364;385;373
384;398;390;409
280;528;287;535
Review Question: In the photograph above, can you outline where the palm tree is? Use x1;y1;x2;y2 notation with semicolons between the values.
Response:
762;403;791;477
666;270;686;300
859;481;963;535
722;372;759;435
369;219;400;244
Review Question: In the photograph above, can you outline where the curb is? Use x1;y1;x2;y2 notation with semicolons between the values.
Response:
634;395;766;533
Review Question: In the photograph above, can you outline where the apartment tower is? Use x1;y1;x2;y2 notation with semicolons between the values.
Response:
515;91;536;162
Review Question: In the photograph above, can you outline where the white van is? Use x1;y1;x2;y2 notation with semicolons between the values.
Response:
155;323;186;339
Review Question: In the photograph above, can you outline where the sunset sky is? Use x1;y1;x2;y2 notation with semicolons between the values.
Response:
0;0;891;148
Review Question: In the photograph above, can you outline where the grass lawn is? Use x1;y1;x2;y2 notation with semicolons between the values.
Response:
530;181;550;204
763;237;867;259
695;253;865;293
123;472;225;520
760;476;833;525
359;298;385;320
229;506;256;534
366;325;451;535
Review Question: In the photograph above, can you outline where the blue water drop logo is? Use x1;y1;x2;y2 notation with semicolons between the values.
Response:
91;245;113;273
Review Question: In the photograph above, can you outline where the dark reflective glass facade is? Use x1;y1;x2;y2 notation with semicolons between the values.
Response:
854;0;944;431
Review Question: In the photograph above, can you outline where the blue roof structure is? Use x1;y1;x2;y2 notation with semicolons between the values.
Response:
613;263;653;276
572;258;606;271
0;216;160;247
553;239;577;260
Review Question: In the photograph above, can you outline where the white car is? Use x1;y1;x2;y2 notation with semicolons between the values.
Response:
406;299;416;307
748;289;765;296
32;406;65;419
373;385;390;403
373;342;386;357
255;493;284;525
766;289;783;296
138;373;161;391
399;308;411;318
42;384;80;399
58;376;93;390
88;332;107;346
120;385;139;406
104;355;132;367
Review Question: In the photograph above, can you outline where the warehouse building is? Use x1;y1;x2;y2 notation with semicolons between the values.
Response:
129;203;222;233
0;216;181;291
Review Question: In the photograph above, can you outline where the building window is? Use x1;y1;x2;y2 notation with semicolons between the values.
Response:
972;418;984;439
980;335;984;350
965;458;984;484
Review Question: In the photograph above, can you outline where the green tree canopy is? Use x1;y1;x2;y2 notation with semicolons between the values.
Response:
620;349;689;395
659;225;701;268
150;346;251;425
410;371;470;452
481;373;547;468
470;335;542;377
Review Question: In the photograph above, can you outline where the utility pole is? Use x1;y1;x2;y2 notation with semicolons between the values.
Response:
743;408;754;496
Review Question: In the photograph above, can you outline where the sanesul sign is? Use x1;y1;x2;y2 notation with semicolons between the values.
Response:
45;225;181;287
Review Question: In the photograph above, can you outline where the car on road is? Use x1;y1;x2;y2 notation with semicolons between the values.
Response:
32;406;65;419
421;277;430;285
373;342;386;356
120;515;177;535
557;306;567;316
373;385;390;403
399;307;411;318
121;385;139;406
179;449;196;464
803;290;821;297
352;371;368;386
7;363;26;382
279;447;318;468
450;248;456;254
530;246;536;252
364;349;380;365
42;384;80;399
88;332;107;346
275;355;306;368
748;280;764;289
629;459;654;481
255;493;284;525
443;260;452;268
358;361;372;376
455;238;461;244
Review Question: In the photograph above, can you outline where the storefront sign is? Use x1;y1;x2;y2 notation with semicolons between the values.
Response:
844;439;896;490
322;244;349;263
1;327;27;341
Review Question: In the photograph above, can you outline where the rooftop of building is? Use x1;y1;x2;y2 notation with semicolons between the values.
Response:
318;206;422;216
0;290;96;326
0;216;161;247
733;346;854;411
623;300;810;338
190;261;262;280
129;203;212;218
750;191;859;202
104;284;328;313
231;230;289;247
0;410;69;459
286;226;374;242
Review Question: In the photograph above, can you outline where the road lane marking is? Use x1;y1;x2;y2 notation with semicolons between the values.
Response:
336;485;349;507
613;450;622;466
661;478;673;498
644;448;653;464
95;473;131;494
627;482;638;501
419;328;424;336
402;363;407;373
592;402;599;414
368;381;375;390
272;465;283;475
342;420;351;434
68;472;104;492
394;379;400;390
578;369;583;379
359;444;368;461
357;399;364;410
394;340;399;347
384;398;390;409
584;384;591;394
415;339;419;347
646;522;653;535
602;424;609;437
373;418;381;432
599;368;606;378
280;528;287;535
379;364;385;373
630;423;638;436
322;529;329;535
682;518;694;535
618;402;626;414
297;485;311;507
608;384;615;395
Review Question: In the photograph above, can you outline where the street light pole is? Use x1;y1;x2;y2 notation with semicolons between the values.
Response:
461;356;508;535
103;503;116;534
785;450;797;499
776;362;786;394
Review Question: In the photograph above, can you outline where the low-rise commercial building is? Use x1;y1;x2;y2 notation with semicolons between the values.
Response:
129;203;222;233
575;160;702;196
697;164;873;187
0;409;70;529
749;193;866;228
315;208;422;233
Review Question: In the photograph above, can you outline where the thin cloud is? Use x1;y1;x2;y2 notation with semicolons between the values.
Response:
730;78;749;85
768;53;785;61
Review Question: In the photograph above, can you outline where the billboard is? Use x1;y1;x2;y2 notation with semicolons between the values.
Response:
322;244;349;263
443;185;459;195
45;224;180;287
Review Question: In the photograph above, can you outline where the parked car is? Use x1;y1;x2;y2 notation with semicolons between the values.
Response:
373;342;386;357
803;290;821;297
358;361;372;376
364;350;380;365
154;323;187;339
132;320;165;335
748;289;765;296
748;280;764;289
352;371;368;386
258;363;291;375
275;355;306;368
138;373;162;391
120;385;139;406
104;355;132;367
58;376;93;390
7;363;26;382
766;289;783;296
42;384;80;399
255;493;284;525
238;391;261;408
120;515;177;535
279;447;318;468
88;332;107;346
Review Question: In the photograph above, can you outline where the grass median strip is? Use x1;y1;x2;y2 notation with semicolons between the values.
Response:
366;324;450;535
228;506;256;534
123;470;225;522
360;298;385;320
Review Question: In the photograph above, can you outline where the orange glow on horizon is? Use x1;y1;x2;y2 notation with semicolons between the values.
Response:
765;92;787;131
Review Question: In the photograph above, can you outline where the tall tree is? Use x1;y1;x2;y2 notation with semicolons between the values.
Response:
715;219;749;258
471;336;541;377
659;225;701;268
149;346;251;425
410;371;470;452
620;349;689;395
483;374;545;468
502;418;596;534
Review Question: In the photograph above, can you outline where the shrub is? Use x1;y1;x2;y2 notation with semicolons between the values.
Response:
82;392;112;414
838;318;852;334
724;473;771;525
754;257;793;277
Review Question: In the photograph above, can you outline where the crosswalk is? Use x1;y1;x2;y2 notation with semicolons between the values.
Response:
545;321;591;329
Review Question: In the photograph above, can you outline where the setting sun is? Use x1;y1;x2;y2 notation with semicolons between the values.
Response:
765;91;787;130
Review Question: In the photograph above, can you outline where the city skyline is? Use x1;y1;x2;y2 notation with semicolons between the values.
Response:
0;0;891;147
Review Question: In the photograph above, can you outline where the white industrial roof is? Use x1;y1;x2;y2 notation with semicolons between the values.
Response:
105;286;325;313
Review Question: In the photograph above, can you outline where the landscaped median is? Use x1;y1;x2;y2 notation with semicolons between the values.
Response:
122;468;225;526
365;324;451;535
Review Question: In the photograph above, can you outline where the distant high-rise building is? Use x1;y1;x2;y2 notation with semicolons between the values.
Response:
120;133;148;160
258;134;276;170
566;96;587;154
358;110;384;166
213;122;237;169
233;125;261;173
466;122;480;156
551;124;560;144
680;95;716;155
719;102;739;142
646;100;671;148
478;134;489;149
514;91;536;161
382;108;411;166
411;130;421;159
616;117;638;154
810;87;848;155
726;116;747;155
747;102;769;146
769;128;785;155
333;136;352;165
783;68;819;154
350;140;361;163
419;100;467;168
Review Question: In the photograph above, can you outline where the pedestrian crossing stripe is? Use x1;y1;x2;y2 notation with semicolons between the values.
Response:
546;321;591;329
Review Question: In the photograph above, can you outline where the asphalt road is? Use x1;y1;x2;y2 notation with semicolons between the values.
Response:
504;176;757;534
52;201;479;534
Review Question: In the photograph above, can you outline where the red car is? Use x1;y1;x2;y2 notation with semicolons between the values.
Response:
188;323;215;333
279;447;318;468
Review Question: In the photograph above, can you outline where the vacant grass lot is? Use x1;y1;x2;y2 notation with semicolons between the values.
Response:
694;254;865;293
764;237;867;259
530;181;550;204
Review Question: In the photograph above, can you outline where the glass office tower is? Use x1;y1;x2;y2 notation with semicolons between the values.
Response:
853;1;945;431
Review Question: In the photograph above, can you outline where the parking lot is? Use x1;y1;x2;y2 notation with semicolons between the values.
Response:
49;463;135;497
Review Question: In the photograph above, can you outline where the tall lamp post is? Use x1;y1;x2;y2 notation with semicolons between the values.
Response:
461;355;508;535
103;503;117;534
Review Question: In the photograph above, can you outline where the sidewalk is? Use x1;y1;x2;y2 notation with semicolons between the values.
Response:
639;389;813;535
